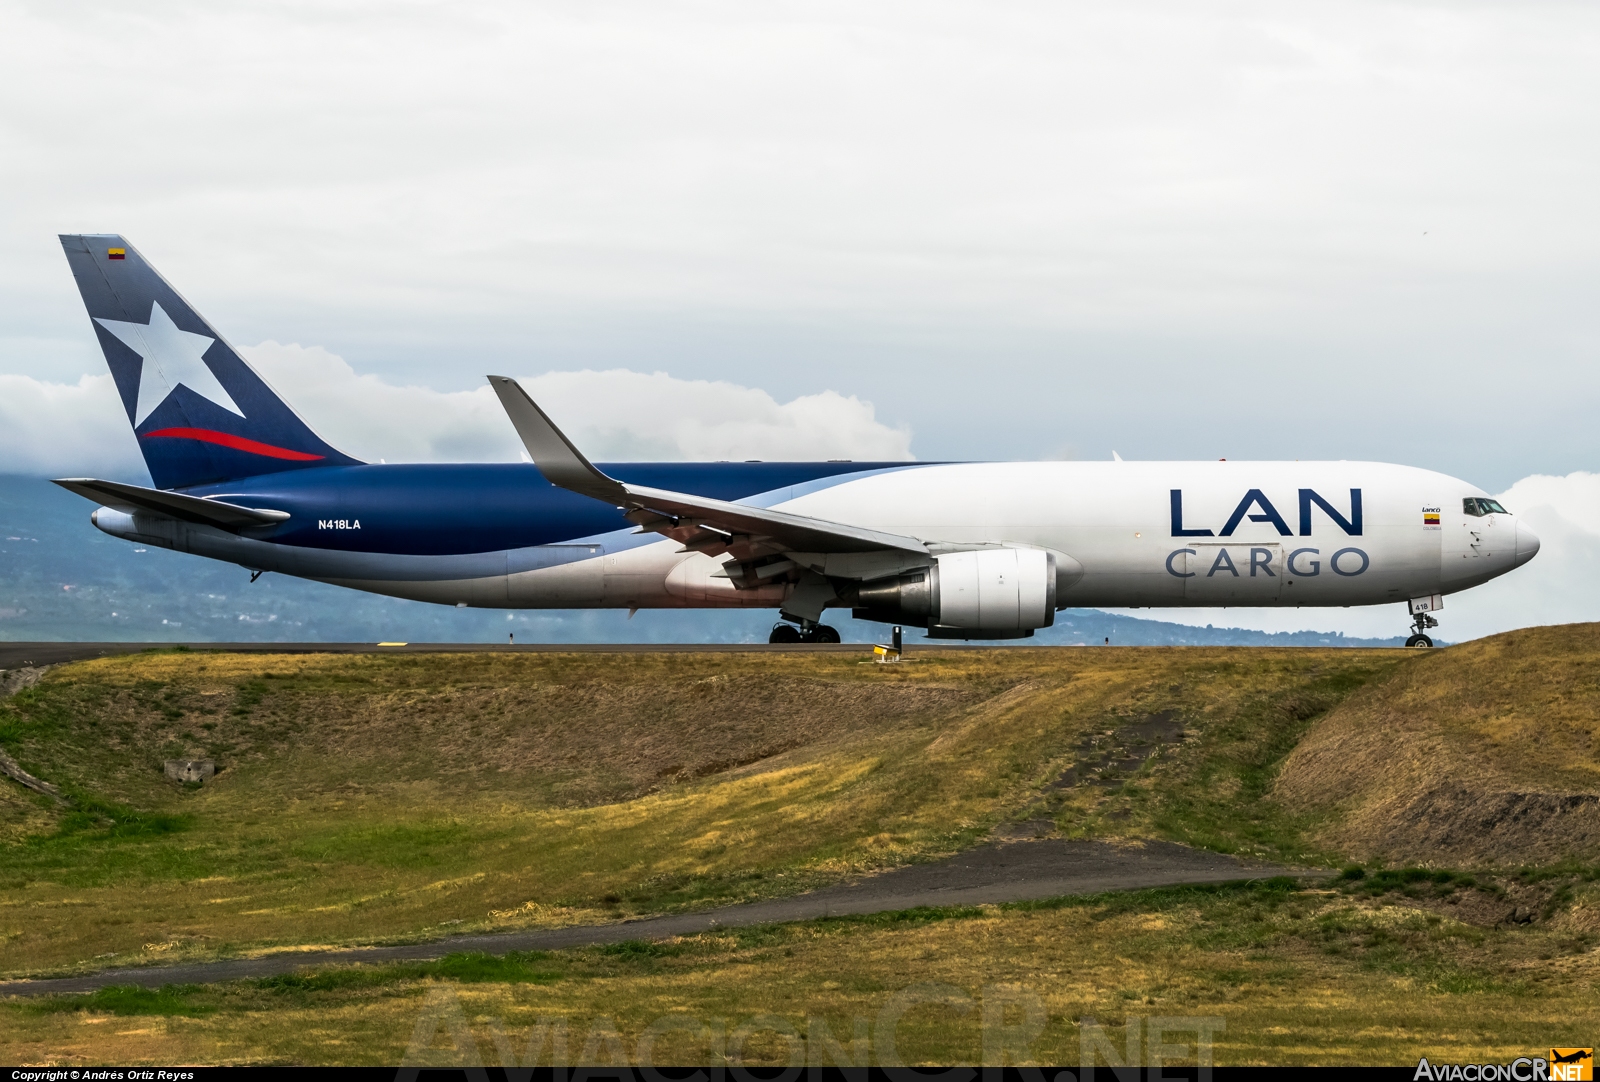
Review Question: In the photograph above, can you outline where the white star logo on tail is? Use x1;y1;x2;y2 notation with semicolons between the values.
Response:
95;301;245;426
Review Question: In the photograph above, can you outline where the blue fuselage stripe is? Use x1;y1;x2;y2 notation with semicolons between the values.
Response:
190;461;925;557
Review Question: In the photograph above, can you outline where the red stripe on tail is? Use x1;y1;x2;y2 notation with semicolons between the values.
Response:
140;427;325;461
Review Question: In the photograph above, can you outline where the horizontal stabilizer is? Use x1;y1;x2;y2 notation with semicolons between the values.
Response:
487;375;928;559
52;478;290;530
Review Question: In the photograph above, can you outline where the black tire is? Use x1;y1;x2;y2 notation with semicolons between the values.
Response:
1405;634;1434;648
769;623;803;644
812;624;841;644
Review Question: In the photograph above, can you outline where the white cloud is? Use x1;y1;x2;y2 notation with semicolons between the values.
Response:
3;2;1598;476
6;2;1594;331
1442;473;1600;640
0;372;139;478
243;342;912;463
1496;472;1600;538
0;344;912;477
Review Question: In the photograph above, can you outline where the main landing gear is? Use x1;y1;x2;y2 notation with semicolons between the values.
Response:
769;620;840;644
1406;612;1438;649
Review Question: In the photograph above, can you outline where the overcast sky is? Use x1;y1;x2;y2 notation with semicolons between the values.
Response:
2;1;1598;640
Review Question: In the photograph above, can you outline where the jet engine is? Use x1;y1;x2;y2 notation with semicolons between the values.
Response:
842;547;1058;637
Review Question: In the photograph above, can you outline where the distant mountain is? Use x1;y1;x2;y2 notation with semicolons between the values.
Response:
0;474;1407;646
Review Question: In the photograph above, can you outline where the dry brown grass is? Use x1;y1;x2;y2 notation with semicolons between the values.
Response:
5;651;998;809
12;635;1600;1065
6;882;1599;1067
0;645;1399;976
1275;623;1600;865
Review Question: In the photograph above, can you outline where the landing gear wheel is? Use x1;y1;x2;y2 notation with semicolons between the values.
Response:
1407;607;1440;649
810;624;841;644
768;623;802;644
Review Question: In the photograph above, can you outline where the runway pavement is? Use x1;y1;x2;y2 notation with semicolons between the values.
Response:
0;640;884;669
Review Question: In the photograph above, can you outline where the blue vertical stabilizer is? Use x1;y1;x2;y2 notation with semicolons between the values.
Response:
59;234;359;490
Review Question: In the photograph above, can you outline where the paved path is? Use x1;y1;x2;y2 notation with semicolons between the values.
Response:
0;838;1297;998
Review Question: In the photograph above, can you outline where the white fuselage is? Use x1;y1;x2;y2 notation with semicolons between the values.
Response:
96;459;1539;614
625;460;1537;612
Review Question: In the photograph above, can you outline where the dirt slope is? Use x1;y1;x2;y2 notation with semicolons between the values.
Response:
0;652;995;817
1275;622;1600;865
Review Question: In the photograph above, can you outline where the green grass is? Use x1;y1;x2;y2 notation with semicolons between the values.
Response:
1056;662;1397;862
0;646;1404;975
11;634;1600;1065
8;878;1597;1065
256;950;565;994
1338;867;1483;898
23;983;215;1018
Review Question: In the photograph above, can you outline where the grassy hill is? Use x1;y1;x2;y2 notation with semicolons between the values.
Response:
1277;623;1600;865
6;631;1600;1064
0;645;1406;976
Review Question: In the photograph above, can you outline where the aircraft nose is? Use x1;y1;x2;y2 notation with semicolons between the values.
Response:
1514;518;1540;567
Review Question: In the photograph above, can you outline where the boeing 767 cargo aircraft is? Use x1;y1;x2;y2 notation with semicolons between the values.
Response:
53;235;1538;645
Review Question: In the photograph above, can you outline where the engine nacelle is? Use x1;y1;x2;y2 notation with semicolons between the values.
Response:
844;548;1057;633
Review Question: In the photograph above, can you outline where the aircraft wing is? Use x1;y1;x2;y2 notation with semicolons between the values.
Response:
488;375;928;559
52;478;291;530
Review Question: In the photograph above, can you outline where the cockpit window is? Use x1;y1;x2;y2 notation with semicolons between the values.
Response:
1463;498;1509;517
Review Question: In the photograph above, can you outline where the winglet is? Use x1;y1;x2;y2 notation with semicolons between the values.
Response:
488;375;928;556
487;376;628;506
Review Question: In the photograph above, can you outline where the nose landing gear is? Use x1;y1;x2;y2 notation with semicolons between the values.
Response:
1405;595;1442;648
1405;612;1438;649
768;620;841;644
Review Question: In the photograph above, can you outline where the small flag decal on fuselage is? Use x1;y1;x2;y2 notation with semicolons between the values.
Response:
107;248;125;260
1424;512;1440;525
